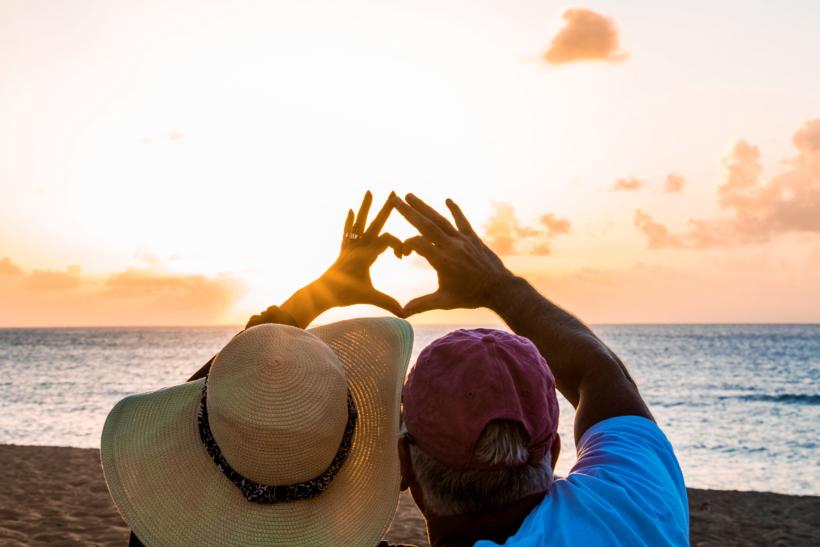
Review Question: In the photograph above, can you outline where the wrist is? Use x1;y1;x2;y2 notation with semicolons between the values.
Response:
313;271;346;307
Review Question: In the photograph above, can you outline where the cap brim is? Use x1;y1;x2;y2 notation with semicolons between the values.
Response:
101;317;413;546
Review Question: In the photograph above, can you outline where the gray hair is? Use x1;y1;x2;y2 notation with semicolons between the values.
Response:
405;419;553;516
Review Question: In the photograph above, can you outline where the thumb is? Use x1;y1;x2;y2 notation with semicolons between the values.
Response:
402;290;453;317
402;236;437;262
363;289;406;318
375;233;404;259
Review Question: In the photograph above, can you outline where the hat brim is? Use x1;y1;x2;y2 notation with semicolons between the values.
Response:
101;317;413;546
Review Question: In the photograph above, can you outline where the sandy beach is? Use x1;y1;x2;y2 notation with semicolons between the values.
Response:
1;444;817;546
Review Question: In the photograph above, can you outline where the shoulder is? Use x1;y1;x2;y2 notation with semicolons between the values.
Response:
573;415;679;473
570;415;685;492
577;415;673;455
476;417;689;546
493;418;689;545
568;416;689;534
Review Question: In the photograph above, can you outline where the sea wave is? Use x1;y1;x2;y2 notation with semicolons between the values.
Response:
726;393;820;405
3;324;820;496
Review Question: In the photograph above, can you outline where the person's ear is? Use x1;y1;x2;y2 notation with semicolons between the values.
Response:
398;436;415;491
550;434;561;470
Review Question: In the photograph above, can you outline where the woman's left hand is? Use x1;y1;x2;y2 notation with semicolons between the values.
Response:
277;191;405;327
317;191;404;316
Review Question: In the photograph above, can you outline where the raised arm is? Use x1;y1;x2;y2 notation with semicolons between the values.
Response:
188;190;404;381
391;193;652;442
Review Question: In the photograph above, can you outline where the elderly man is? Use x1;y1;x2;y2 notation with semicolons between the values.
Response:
392;194;689;546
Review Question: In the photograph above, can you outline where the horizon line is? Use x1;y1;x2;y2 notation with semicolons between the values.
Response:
2;321;820;329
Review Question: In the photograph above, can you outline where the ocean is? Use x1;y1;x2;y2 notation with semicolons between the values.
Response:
1;324;818;496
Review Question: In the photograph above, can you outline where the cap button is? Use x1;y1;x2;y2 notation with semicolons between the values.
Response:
481;334;495;344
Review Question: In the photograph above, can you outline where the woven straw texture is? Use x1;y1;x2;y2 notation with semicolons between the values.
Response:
101;317;413;546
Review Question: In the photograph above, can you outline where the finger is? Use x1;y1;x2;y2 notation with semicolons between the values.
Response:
364;289;406;318
406;193;458;236
402;235;439;261
366;191;396;238
343;209;354;236
245;314;263;328
403;291;453;316
445;198;476;236
352;191;373;234
375;233;404;258
390;195;448;242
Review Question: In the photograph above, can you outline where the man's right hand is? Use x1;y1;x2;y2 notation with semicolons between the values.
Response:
391;193;516;316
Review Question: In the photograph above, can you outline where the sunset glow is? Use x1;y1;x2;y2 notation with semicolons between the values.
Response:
2;0;819;326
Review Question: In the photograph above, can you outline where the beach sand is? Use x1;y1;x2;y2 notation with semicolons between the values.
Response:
1;445;818;546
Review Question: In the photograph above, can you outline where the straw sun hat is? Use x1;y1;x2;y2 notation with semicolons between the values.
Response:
101;317;413;546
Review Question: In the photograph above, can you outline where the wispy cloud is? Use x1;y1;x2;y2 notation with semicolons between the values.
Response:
483;202;571;255
543;8;627;65
635;118;820;248
664;174;685;193
633;210;683;249
612;177;644;191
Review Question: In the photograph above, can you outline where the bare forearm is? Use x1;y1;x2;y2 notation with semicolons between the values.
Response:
279;277;336;329
489;275;652;440
489;275;636;407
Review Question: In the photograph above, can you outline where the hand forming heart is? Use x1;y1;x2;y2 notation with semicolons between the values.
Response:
316;191;406;317
315;191;516;319
390;193;515;317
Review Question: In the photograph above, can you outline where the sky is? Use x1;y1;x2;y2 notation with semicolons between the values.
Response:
1;0;819;326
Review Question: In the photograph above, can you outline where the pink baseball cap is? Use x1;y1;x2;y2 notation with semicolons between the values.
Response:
402;328;559;468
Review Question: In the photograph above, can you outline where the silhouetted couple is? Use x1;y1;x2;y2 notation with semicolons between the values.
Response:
102;192;688;546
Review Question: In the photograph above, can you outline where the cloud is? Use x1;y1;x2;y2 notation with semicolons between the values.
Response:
0;257;22;276
612;177;644;191
483;202;571;255
0;260;243;326
104;268;238;311
633;210;683;249
26;266;83;291
664;174;685;193
540;213;572;236
543;8;627;65
635;118;820;249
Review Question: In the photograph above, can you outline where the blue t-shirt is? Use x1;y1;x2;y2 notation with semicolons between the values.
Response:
475;416;689;546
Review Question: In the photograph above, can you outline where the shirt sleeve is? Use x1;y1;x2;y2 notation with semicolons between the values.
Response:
570;415;689;535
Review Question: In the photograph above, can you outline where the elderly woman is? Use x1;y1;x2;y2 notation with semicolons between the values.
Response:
101;192;417;546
